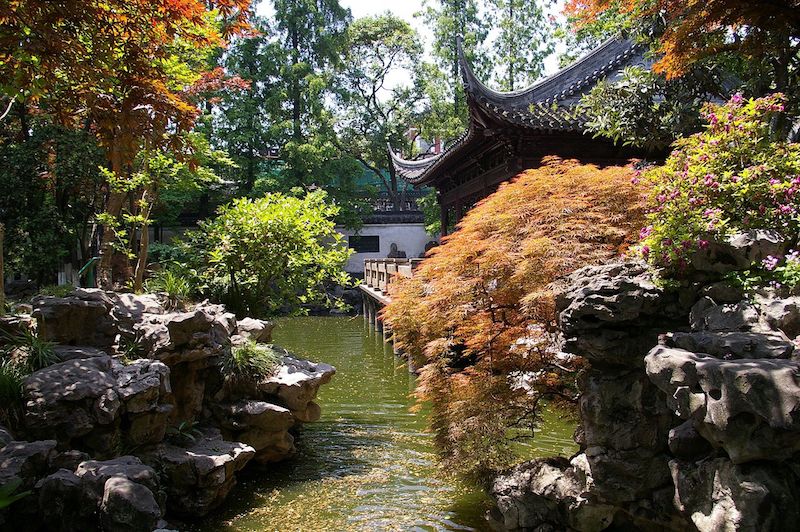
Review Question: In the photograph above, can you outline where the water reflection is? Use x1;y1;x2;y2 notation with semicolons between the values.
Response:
197;316;576;531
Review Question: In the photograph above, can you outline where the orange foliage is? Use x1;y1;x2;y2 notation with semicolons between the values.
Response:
382;157;646;480
565;0;800;78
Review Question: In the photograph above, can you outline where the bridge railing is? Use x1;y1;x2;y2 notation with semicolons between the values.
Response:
363;258;423;293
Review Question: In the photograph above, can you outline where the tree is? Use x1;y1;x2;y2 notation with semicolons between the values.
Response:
1;0;253;288
383;157;646;482
418;0;489;127
207;17;285;193
183;190;351;317
565;0;800;98
270;0;351;186
486;0;553;91
337;14;424;210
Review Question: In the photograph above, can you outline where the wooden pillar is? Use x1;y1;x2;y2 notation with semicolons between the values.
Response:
455;200;464;224
440;204;449;237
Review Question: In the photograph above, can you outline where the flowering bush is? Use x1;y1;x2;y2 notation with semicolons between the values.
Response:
637;93;800;274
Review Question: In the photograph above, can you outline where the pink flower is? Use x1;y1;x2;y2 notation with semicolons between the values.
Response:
698;239;710;250
639;226;653;239
770;178;781;186
730;93;743;105
641;246;650;258
631;177;640;185
731;175;740;183
763;255;780;271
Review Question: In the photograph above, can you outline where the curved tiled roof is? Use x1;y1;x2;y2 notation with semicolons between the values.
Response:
390;36;646;185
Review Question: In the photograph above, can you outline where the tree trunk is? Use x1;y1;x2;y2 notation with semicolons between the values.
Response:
291;18;302;143
0;223;5;316
133;189;153;293
97;139;126;290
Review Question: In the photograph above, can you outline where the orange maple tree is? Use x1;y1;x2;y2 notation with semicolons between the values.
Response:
565;0;800;85
382;157;647;481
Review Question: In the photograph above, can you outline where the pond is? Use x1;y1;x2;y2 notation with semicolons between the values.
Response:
199;316;577;531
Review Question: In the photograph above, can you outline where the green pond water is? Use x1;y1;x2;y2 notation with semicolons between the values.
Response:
199;316;577;532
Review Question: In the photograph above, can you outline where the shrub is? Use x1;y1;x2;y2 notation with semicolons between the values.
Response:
222;341;284;381
1;329;57;372
144;267;193;309
638;93;800;274
383;157;646;482
182;190;352;317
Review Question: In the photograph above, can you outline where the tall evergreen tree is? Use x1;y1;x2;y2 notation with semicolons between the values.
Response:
418;0;489;127
487;0;553;91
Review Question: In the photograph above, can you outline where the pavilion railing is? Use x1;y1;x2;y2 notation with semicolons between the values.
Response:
363;258;423;293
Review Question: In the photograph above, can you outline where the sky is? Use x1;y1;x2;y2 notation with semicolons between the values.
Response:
255;0;566;87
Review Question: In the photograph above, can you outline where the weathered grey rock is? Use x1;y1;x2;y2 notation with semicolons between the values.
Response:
647;346;800;463
0;425;13;448
700;281;745;304
666;331;794;360
23;355;119;443
689;297;765;332
582;446;672;503
490;457;616;532
33;289;118;350
691;230;788;274
38;469;98;532
75;456;161;498
236;318;274;343
756;293;800;338
53;345;109;362
100;476;161;532
210;400;297;463
558;262;685;366
110;292;165;336
580;369;673;452
667;420;711;459
139;428;255;517
0;439;57;489
39;456;163;532
258;355;335;421
671;458;800;532
0;314;34;345
23;354;172;454
50;450;91;472
136;307;230;365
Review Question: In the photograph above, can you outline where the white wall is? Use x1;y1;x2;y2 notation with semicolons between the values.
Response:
337;223;436;274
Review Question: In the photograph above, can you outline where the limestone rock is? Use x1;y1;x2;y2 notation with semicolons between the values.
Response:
671;458;800;531
558;262;685;365
0;315;35;346
666;331;794;360
236;318;274;343
689;297;765;333
667;420;711;459
53;346;109;362
490;457;616;532
100;476;162;532
33;289;118;350
0;439;57;490
0;425;13;448
211;400;296;463
258;355;335;421
39;456;164;532
138;428;255;517
23;356;119;444
136;307;231;365
756;293;800;338
691;229;787;274
38;469;98;532
646;346;800;463
23;354;172;454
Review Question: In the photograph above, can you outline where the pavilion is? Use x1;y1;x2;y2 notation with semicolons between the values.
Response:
389;36;648;235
